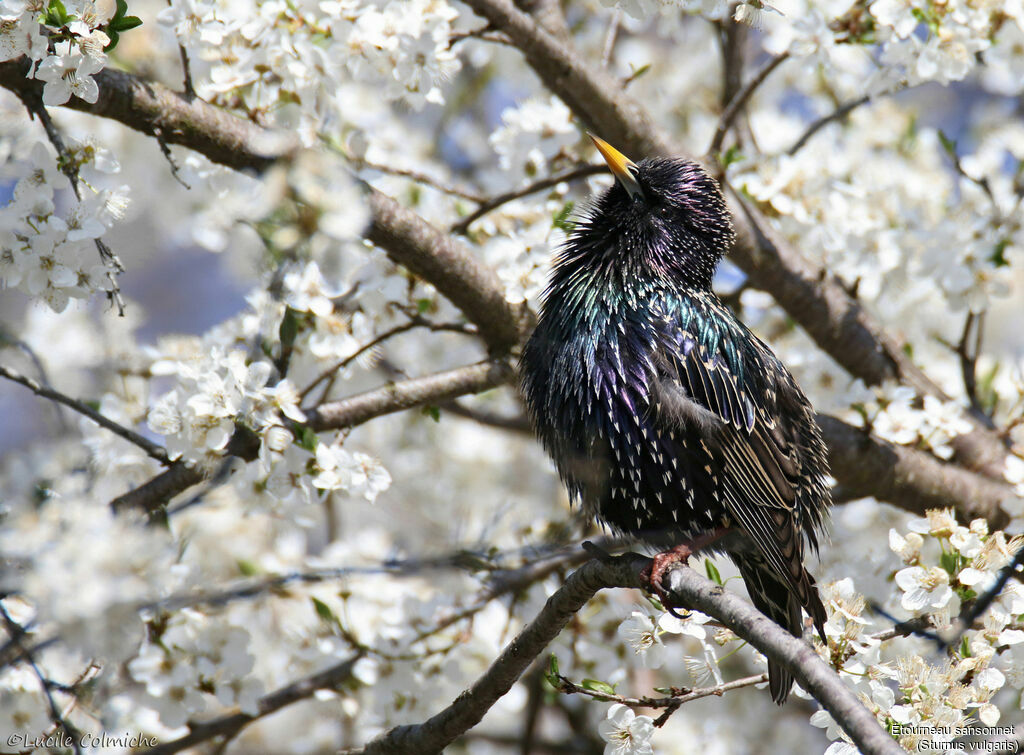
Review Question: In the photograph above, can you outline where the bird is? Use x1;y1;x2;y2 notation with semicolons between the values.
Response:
519;135;831;704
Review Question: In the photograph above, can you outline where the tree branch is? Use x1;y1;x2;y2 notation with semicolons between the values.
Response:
0;58;298;172
450;164;607;235
818;415;1015;528
0;364;170;464
306;358;514;431
709;52;790;156
661;566;905;755
140;655;362;755
365;191;525;353
349;555;903;755
551;670;768;722
111;360;515;513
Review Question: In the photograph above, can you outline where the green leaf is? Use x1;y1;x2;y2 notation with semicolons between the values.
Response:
544;653;560;688
311;597;336;623
991;238;1010;268
279;307;300;351
294;425;318;452
960;635;971;658
102;0;142;50
552;201;576;232
721;145;744;169
939;550;963;576
416;297;433;314
581;678;616;696
629;63;651;80
704;559;723;586
111;14;142;31
237;559;259;576
937;130;957;158
41;0;71;27
421;405;440;422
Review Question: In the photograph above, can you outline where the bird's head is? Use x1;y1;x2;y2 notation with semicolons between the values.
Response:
577;135;735;291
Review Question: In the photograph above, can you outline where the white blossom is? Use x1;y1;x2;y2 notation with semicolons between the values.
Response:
598;703;655;755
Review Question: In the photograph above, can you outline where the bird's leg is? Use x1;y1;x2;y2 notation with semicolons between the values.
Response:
641;528;730;616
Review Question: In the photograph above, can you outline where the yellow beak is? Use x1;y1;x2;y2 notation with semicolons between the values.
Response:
589;134;643;199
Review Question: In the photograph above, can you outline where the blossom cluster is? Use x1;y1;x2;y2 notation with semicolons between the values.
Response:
0;0;115;105
0;141;126;311
813;510;1024;753
849;383;973;460
129;609;263;727
158;0;462;140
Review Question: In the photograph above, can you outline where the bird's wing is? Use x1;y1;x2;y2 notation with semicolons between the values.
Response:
650;313;813;602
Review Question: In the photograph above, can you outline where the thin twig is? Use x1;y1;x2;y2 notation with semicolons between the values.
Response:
0;605;83;755
0;364;170;464
154;127;191;189
299;321;421;402
552;672;769;727
448;27;514;47
601;8;620;68
709;52;790;157
941;134;996;208
787;95;870;156
957;311;987;419
300;316;476;403
440;401;533;435
358;159;486;203
450;164;607;235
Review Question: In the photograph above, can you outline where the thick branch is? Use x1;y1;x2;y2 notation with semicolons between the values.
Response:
0;59;297;172
818;415;1014;527
352;555;902;755
460;0;673;157
709;52;790;156
0;60;520;355
113;360;514;512
446;399;1022;528
306;359;514;431
450;164;607;234
366;192;524;353
732;199;1009;479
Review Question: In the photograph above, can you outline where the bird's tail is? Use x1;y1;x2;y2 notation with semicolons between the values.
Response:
731;552;826;705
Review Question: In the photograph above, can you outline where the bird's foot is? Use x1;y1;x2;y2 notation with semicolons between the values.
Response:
641;544;694;618
640;529;730;617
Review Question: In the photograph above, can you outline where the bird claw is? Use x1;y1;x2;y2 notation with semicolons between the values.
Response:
640;544;694;615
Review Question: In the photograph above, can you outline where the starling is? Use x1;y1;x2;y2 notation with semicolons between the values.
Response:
520;135;831;704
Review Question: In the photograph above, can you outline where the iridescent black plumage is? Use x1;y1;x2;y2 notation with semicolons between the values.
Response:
520;143;831;704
